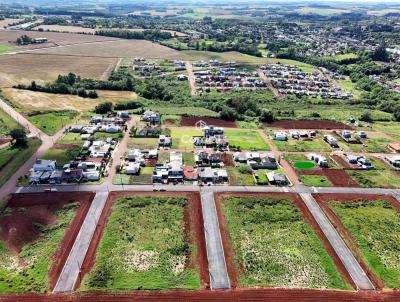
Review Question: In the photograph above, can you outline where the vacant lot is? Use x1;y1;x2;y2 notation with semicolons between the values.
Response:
0;54;117;88
300;175;333;187
0;108;21;137
82;195;202;290
128;137;159;150
327;198;400;288
27;111;78;135
171;127;202;150
266;120;352;130
225;129;269;151
147;106;218;117
0;138;41;187
347;169;400;188
181;116;236;127
220;195;349;289
271;137;330;152
0;192;93;292
227;166;255;186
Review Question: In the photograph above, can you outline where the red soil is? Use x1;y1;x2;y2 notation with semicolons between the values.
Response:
0;289;397;302
313;193;400;290
214;192;354;290
296;168;359;187
78;191;210;290
221;152;234;167
53;144;79;150
180;116;237;128
265;120;353;130
1;192;95;291
331;154;353;169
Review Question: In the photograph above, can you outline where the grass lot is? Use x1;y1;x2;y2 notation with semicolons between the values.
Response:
299;175;333;187
254;169;269;185
0;44;15;54
0;202;79;292
347;169;400;188
183;152;195;166
329;199;400;288
227;166;255;186
82;196;200;290
294;107;392;122
373;122;400;140
128;137;159;149
0;138;41;187
26;111;78;136
225;129;269;151
171;127;202;150
272;137;330;152
146;106;218;117
337;132;393;153
57;133;84;145
337;77;363;98
0;108;21;137
330;53;358;61
221;196;349;289
41;147;81;166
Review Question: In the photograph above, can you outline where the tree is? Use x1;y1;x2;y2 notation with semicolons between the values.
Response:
360;112;373;123
371;41;389;62
220;106;238;121
94;102;112;114
9;128;27;147
394;110;400;122
88;90;98;99
260;109;275;123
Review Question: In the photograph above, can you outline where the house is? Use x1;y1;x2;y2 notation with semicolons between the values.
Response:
49;170;63;184
266;172;288;185
204;126;224;137
142;110;161;124
195;151;210;166
274;132;288;141
117;111;129;119
184;166;198;181
61;169;83;183
168;161;184;182
125;162;141;175
388;143;400;153
32;159;57;172
170;151;183;165
178;74;188;81
324;135;339;148
251;154;278;170
308;153;328;168
153;164;169;183
127;149;143;162
198;167;215;184
89;141;111;158
159;135;172;148
385;155;400;169
70;125;84;133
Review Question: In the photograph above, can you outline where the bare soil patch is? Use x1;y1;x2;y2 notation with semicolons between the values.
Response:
214;192;354;290
79;191;209;290
296;168;359;187
180;116;237;128
265;120;353;130
53;143;79;150
1;192;94;290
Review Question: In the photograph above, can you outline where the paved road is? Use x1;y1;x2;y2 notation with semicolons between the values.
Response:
53;191;109;292
200;188;230;289
300;193;375;290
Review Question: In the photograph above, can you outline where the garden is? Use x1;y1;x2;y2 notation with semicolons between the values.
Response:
220;195;349;289
82;196;201;290
328;199;400;288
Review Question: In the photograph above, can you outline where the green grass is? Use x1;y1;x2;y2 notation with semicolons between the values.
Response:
57;133;83;145
272;137;330;152
171;127;202;150
146;106;218;117
0;108;21;137
294;107;392;122
128;137;159;149
373;122;400;140
294;161;316;169
329;199;400;288
347;169;400;188
82;196;200;290
0;138;41;187
299;175;333;187
227;166;255;185
337;77;363;99
225;129;269;151
41;147;81;166
0;202;79;292
0;43;15;54
221;196;350;289
183;152;195;166
27;111;78;136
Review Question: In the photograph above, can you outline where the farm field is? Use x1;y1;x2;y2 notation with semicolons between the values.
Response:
225;129;269;151
325;197;400;288
0;107;21;137
171;127;202;150
0;192;93;293
219;194;350;289
82;195;205;290
0;138;41;187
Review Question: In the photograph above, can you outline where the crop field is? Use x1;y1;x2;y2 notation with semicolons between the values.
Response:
0;138;41;187
219;194;349;289
0;54;117;88
171;127;202;150
271;137;331;152
82;195;204;290
29;39;181;59
0;192;93;293
0;108;21;137
325;197;400;288
225;129;269;151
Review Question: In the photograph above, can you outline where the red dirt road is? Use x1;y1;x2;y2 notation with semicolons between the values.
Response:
214;192;354;290
265;120;353;130
0;289;398;302
1;192;95;291
79;191;210;290
180;116;237;128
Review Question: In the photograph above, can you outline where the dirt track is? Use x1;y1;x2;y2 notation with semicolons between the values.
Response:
1;192;95;291
265;120;353;130
214;192;354;290
180;116;237;128
79;191;210;290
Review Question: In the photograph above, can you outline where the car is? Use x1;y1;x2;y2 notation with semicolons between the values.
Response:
44;188;58;192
